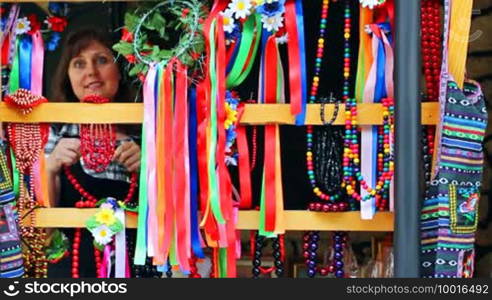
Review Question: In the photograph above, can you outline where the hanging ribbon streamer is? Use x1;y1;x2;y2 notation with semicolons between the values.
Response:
114;207;127;278
8;37;19;93
18;35;32;90
30;31;44;96
134;65;157;265
285;0;306;125
188;88;205;258
258;29;284;237
236;104;252;209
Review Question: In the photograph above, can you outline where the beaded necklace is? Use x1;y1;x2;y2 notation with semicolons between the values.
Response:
5;88;49;277
421;0;441;187
66;95;138;278
342;97;394;203
304;231;347;278
251;231;285;278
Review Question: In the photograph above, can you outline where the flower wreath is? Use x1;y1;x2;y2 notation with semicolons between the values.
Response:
1;3;69;51
113;0;208;81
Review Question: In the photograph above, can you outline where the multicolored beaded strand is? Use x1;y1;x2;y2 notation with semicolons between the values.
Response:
342;97;394;202
305;0;348;210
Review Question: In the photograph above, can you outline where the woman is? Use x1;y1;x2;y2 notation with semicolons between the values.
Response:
45;28;142;278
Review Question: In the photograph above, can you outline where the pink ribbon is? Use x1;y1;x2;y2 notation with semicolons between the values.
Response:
30;31;44;95
115;208;127;278
99;245;112;278
143;65;158;256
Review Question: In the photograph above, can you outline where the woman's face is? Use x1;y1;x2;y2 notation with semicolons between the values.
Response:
68;41;120;101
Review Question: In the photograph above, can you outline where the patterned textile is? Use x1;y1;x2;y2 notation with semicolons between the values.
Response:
420;80;487;278
45;124;137;182
0;142;24;278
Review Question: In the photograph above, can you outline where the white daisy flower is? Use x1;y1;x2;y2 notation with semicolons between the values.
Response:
359;0;386;9
229;0;253;20
91;225;114;245
15;17;31;35
276;33;288;45
221;8;236;33
261;13;284;32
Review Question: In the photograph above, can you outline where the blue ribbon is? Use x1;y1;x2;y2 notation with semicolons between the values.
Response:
259;28;271;104
188;87;205;258
294;0;307;125
18;35;32;90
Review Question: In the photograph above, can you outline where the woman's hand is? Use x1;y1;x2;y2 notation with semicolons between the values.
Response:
113;140;141;173
46;138;81;174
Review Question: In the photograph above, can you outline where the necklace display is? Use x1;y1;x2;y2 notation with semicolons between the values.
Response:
251;231;285;278
5;88;49;277
66;94;138;278
305;0;348;211
304;0;352;278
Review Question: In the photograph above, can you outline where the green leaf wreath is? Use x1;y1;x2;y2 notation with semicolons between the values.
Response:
113;0;208;80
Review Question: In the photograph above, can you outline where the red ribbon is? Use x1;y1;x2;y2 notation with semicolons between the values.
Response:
174;60;191;271
285;0;302;117
216;15;232;223
1;34;10;67
162;61;175;262
236;104;252;209
264;35;278;232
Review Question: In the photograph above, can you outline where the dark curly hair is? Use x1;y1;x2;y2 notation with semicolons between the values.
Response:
51;27;136;103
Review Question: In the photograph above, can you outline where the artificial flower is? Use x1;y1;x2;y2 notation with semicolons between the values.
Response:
221;8;236;34
46;32;61;51
229;0;253;20
276;33;288;45
359;0;386;9
91;225;114;245
95;208;116;226
252;0;264;6
256;0;285;17
125;54;137;64
261;13;284;32
14;17;31;35
121;27;133;42
46;16;68;32
27;14;41;35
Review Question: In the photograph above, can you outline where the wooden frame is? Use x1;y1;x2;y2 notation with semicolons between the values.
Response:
0;102;439;125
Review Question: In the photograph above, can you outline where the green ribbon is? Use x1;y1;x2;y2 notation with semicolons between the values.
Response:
10;150;19;198
9;37;19;93
226;13;262;89
134;124;149;265
219;247;227;278
259;173;276;238
355;36;366;103
208;19;225;224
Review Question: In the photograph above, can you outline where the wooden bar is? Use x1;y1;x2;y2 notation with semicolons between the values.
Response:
26;208;394;232
0;102;439;125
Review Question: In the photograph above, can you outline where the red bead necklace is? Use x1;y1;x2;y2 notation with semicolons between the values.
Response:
421;0;442;102
421;0;441;183
5;88;49;277
80;95;116;173
67;94;137;278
